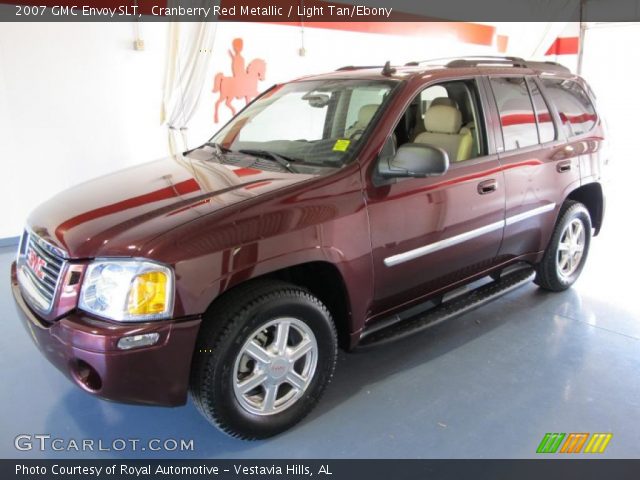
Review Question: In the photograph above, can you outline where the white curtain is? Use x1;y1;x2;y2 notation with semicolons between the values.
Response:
161;20;217;155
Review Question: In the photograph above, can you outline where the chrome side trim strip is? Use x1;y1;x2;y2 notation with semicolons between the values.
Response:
384;220;505;267
383;203;556;267
505;203;556;226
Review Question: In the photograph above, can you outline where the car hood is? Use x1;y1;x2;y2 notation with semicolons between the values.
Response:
27;153;314;258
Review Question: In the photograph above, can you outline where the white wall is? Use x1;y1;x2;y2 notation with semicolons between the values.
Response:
187;22;505;145
0;22;169;238
580;23;640;238
0;21;563;239
582;23;639;167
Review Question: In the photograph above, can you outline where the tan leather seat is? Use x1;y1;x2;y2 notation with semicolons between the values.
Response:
414;104;473;162
464;121;479;157
430;97;457;108
413;97;456;138
345;104;379;137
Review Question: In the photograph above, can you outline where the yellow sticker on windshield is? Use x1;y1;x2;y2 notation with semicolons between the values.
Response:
333;139;351;152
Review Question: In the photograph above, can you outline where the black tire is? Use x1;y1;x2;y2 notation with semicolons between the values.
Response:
535;201;592;292
190;280;338;440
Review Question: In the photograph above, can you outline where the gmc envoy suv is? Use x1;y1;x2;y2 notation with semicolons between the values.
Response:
11;56;606;439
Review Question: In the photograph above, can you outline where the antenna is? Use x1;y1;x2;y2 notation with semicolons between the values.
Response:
382;61;396;76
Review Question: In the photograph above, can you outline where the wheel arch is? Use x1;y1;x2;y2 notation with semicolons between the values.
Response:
204;260;354;350
565;182;604;235
267;261;352;349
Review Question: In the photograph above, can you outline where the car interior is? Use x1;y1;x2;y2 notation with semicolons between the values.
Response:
388;80;487;164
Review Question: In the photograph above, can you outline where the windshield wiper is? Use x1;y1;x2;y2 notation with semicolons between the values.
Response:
204;142;233;154
238;149;300;173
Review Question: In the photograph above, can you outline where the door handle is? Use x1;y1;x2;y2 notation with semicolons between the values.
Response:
557;161;572;173
477;179;498;195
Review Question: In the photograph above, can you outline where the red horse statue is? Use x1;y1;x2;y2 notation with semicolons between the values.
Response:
213;38;266;123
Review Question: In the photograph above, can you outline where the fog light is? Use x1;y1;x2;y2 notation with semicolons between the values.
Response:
117;333;160;350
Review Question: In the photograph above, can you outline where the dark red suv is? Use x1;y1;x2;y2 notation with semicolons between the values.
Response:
11;56;606;439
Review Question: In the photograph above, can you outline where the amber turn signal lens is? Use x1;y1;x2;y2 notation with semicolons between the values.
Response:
127;271;168;315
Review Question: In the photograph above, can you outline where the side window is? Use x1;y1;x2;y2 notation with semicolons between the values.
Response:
527;80;556;143
413;85;455;137
541;78;597;137
344;87;387;136
490;77;539;151
393;79;486;163
420;85;449;112
527;79;556;143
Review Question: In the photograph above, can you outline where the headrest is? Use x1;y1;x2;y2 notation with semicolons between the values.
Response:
424;104;462;134
431;97;457;108
358;104;379;124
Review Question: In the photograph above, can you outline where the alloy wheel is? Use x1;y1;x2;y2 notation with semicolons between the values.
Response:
556;218;586;279
232;318;318;416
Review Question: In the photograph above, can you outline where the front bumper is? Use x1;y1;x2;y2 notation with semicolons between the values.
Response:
11;262;202;406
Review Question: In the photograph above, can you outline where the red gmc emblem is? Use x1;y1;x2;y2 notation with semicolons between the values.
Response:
26;248;46;280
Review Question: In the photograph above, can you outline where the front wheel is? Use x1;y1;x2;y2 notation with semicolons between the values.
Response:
535;201;592;292
190;280;337;440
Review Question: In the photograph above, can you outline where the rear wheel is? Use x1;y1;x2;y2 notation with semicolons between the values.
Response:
190;280;337;440
535;201;592;291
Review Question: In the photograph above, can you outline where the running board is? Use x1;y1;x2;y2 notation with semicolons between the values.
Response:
357;266;535;349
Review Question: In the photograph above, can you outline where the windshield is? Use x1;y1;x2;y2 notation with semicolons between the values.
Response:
210;79;396;167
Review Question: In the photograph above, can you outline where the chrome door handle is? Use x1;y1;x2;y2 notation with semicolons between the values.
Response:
478;179;498;195
557;161;572;173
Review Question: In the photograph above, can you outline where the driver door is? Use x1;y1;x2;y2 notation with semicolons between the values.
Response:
365;78;506;317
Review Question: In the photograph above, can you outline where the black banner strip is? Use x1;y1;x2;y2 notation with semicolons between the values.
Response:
1;0;640;22
3;459;640;480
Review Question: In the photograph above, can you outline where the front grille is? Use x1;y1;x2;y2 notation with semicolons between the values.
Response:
17;231;67;314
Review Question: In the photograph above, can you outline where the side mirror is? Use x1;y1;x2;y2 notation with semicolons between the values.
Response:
378;143;449;179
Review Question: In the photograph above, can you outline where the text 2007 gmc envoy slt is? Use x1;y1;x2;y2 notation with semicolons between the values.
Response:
11;57;606;439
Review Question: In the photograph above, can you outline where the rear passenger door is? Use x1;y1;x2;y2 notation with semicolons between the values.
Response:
539;78;601;185
486;75;581;262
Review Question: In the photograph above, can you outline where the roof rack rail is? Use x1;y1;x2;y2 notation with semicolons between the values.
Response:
446;56;528;68
520;60;572;74
404;56;571;74
404;56;524;67
336;65;383;71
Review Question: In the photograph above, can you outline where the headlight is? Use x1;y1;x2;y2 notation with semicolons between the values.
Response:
79;260;174;322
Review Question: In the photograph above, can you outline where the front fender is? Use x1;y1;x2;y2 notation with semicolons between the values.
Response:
149;165;374;337
183;237;371;339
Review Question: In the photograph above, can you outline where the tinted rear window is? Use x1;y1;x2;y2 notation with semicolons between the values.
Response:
528;79;555;143
541;79;597;137
490;77;539;151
